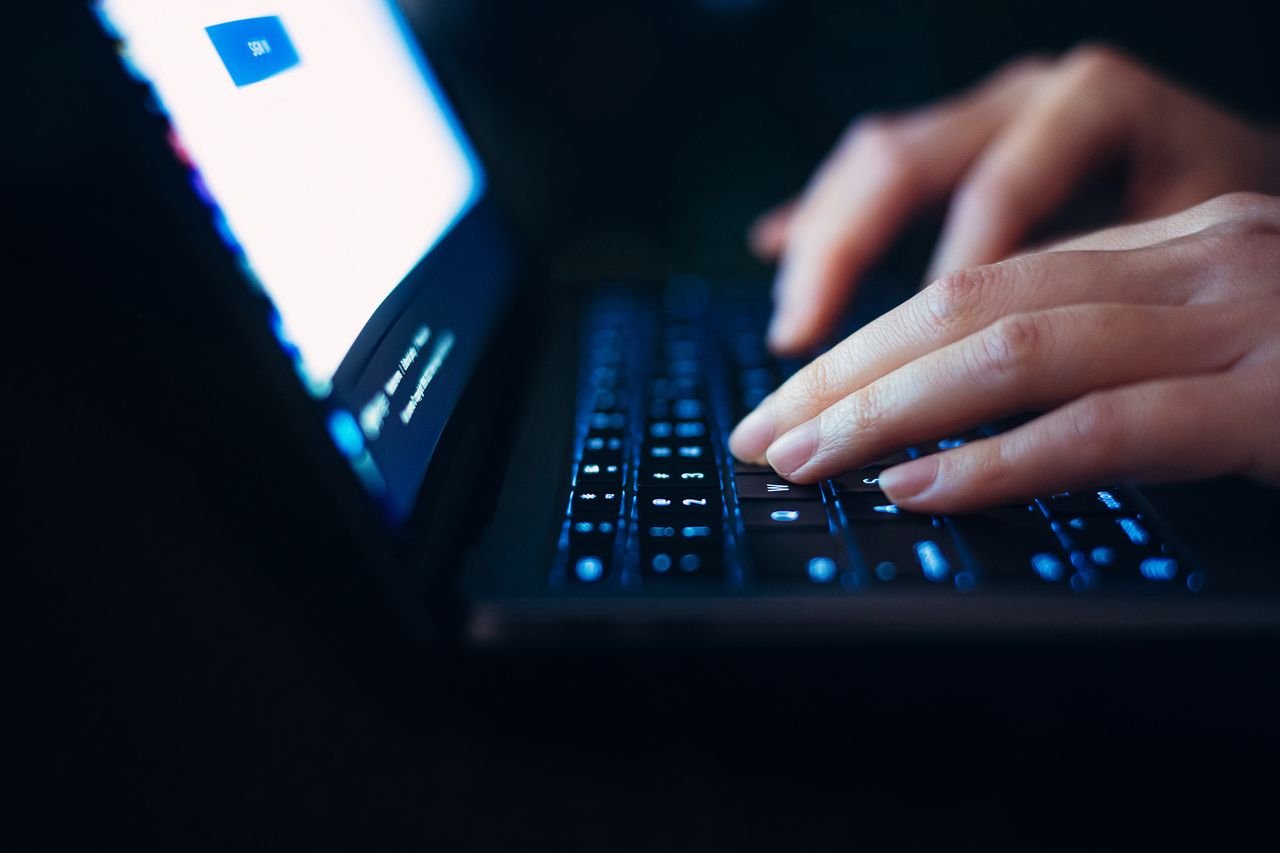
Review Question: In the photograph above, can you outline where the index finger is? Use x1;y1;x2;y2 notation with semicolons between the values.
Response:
730;245;1201;465
767;56;1050;355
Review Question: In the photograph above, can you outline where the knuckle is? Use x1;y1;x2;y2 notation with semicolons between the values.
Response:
789;350;841;409
1194;208;1280;268
918;266;999;336
973;313;1044;383
1206;191;1280;224
847;115;914;180
1059;42;1137;87
826;383;886;440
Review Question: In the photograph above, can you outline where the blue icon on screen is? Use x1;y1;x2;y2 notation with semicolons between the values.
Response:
206;17;301;87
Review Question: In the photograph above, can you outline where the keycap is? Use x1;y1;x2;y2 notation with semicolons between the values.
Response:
568;518;619;558
570;489;622;518
1042;488;1129;516
741;502;829;529
831;467;886;494
674;421;707;438
732;459;774;474
588;411;628;431
638;489;721;517
652;419;709;441
850;519;959;584
644;440;713;462
641;521;721;545
576;460;623;484
671;399;706;420
640;529;724;580
592;390;625;412
583;433;624;454
569;555;608;583
637;464;717;488
911;430;987;456
735;474;821;501
948;505;1068;581
837;492;921;522
1054;515;1178;583
748;532;847;584
650;377;699;400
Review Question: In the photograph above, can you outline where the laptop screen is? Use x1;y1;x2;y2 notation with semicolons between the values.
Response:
97;1;509;521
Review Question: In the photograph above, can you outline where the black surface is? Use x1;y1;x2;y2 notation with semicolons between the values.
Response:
9;2;1280;849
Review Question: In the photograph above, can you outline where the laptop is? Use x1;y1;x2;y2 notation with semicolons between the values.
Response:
91;0;1280;646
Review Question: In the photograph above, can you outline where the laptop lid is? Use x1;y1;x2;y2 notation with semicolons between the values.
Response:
94;0;518;526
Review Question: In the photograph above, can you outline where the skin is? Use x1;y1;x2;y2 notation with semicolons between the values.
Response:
730;45;1280;513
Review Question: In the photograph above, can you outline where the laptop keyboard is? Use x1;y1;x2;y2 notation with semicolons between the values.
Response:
551;284;1202;595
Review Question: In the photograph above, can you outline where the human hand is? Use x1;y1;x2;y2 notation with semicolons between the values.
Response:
730;193;1280;513
752;44;1280;355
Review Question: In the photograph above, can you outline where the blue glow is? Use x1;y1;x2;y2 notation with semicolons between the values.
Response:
1118;518;1150;546
681;526;713;538
574;521;594;534
1097;490;1121;510
1186;571;1205;593
915;541;949;581
872;504;900;515
674;400;704;419
679;554;701;572
575;557;605;582
807;557;837;583
875;561;897;581
651;554;672;573
1032;552;1064;582
326;410;364;459
1140;557;1178;582
1090;546;1116;566
937;438;966;450
770;510;800;522
954;571;976;592
350;450;386;496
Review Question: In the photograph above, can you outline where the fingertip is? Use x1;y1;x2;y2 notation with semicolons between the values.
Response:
878;455;940;506
764;311;800;355
729;401;777;465
748;205;794;259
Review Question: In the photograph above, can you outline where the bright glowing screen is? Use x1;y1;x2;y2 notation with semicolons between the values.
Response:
98;0;483;386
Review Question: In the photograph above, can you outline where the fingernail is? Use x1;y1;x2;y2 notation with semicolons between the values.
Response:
878;456;939;503
765;420;819;478
729;402;776;463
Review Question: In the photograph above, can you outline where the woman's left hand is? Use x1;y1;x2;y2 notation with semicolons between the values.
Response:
729;192;1280;513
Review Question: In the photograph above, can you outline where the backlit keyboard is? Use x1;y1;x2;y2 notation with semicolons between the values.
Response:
550;282;1202;595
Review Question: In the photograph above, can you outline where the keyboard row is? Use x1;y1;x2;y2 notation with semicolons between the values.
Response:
551;292;1201;595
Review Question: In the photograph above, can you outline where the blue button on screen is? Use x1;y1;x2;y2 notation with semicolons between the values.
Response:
206;16;300;87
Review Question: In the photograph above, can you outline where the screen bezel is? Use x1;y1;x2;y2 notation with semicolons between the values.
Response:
92;0;523;530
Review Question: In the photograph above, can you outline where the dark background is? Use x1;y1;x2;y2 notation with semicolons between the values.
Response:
8;1;1280;849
